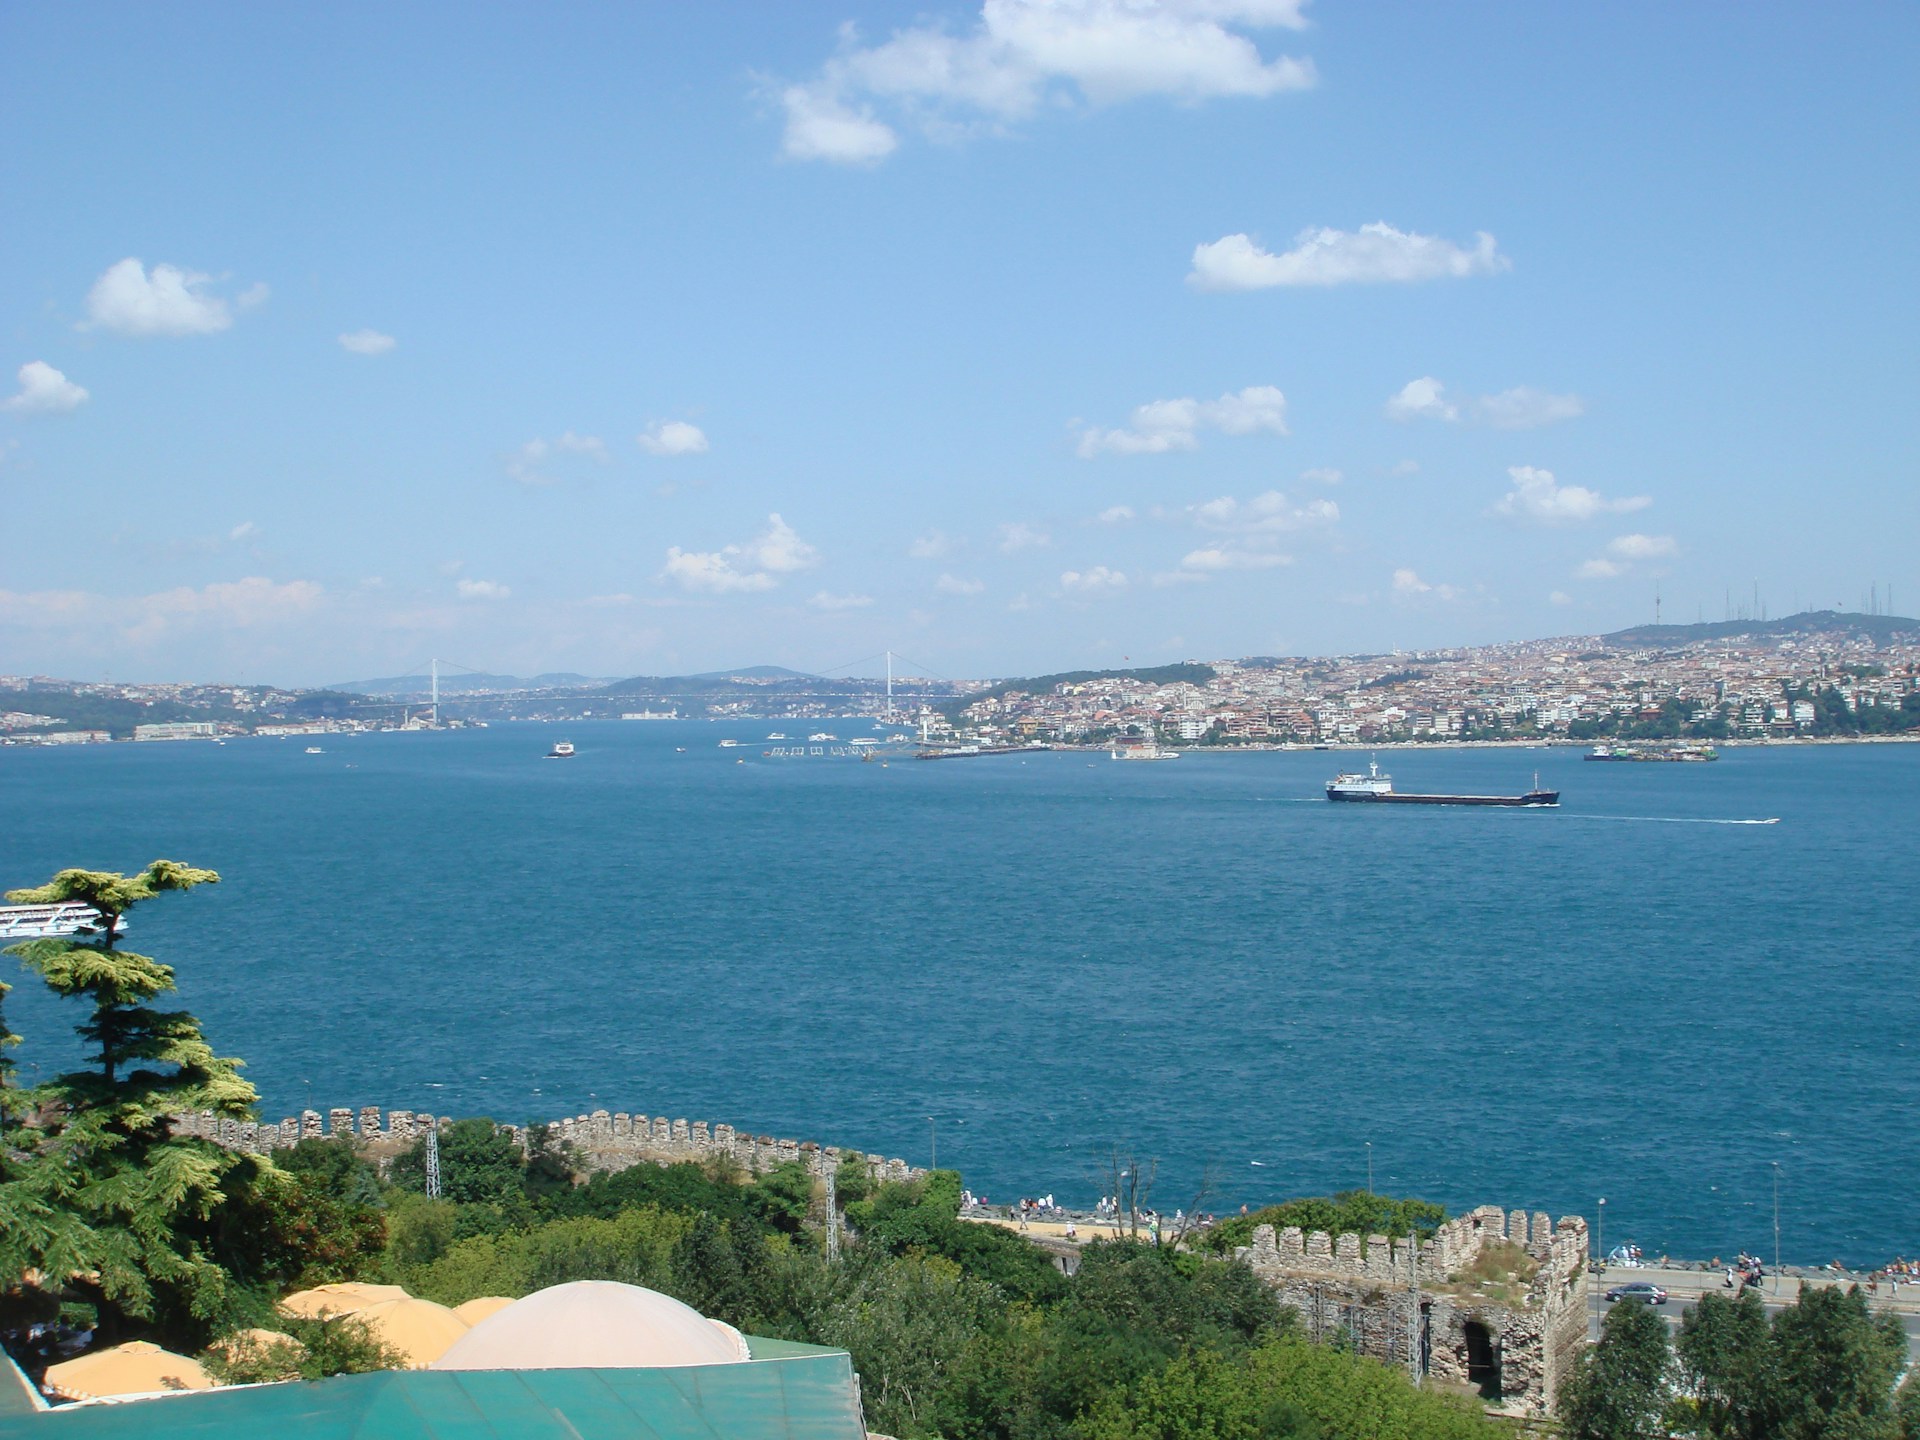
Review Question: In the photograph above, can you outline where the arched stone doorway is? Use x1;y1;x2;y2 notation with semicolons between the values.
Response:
1462;1319;1501;1399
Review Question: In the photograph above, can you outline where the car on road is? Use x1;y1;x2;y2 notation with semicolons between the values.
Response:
1605;1282;1669;1305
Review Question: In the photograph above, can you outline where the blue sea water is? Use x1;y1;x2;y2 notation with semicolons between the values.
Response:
3;725;1916;1265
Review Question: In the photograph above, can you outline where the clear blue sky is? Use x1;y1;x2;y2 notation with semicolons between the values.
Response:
3;2;1914;684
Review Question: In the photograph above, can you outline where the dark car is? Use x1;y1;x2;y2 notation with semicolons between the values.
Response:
1606;1281;1669;1304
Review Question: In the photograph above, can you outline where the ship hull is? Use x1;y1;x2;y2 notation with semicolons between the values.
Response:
1327;790;1559;807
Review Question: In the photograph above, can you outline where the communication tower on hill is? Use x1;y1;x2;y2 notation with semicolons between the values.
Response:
425;1123;442;1199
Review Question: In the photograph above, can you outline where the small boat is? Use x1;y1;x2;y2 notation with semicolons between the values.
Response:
719;740;741;748
546;741;576;759
304;746;325;754
766;732;789;740
808;732;838;742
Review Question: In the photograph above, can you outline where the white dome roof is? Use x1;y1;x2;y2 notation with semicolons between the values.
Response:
431;1281;751;1371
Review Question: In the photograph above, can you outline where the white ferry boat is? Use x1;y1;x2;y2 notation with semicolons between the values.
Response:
1110;740;1178;761
0;902;118;941
546;741;576;759
718;739;741;748
808;732;838;742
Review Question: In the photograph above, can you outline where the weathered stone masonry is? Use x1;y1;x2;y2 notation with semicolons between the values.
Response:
1237;1203;1590;1418
175;1102;922;1186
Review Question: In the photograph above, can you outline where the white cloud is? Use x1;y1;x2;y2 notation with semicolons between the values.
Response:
1189;224;1509;291
1299;466;1342;486
661;513;820;594
1096;505;1136;525
1474;386;1585;429
1190;489;1337;535
1385;376;1458;423
1550;590;1573;606
339;329;396;356
1151;569;1212;587
1492;466;1649;526
236;282;271;310
936;573;986;595
1389;459;1421;476
779;85;900;164
457;579;511;600
507;433;608;484
1391;567;1461;600
809;590;875;610
0;577;322;641
2;361;89;414
1387;377;1583;429
1060;565;1128;595
638;420;709;456
1581;533;1678;580
229;521;257;542
909;530;954;558
1078;384;1286;457
556;431;609;462
1605;532;1678;560
1181;547;1290;571
997;521;1051;552
778;0;1315;164
83;258;244;336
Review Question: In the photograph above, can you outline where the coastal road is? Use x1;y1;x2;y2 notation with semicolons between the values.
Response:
1588;1272;1920;1362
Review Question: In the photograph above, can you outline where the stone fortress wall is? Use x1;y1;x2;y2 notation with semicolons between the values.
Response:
1237;1203;1590;1419
176;1102;923;1186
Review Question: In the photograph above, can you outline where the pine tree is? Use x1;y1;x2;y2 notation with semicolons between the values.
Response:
1;861;261;1339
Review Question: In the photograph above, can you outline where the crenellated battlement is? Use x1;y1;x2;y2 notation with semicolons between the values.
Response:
173;1102;922;1185
1234;1201;1590;1419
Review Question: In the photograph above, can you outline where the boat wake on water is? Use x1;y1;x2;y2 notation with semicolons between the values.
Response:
1570;814;1781;826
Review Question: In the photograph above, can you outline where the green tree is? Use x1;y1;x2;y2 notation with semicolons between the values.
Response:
1770;1285;1905;1440
1676;1288;1773;1440
1560;1300;1673;1440
201;1311;404;1384
1894;1365;1920;1440
390;1117;528;1209
0;862;260;1343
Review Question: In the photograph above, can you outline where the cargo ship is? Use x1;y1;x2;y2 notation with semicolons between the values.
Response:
1325;760;1559;807
1584;743;1718;762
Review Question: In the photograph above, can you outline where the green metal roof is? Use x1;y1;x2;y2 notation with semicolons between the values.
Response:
0;1350;865;1440
0;1356;44;1419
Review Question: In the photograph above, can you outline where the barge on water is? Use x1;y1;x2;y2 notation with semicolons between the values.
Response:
1325;760;1560;807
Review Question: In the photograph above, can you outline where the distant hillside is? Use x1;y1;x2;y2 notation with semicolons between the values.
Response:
939;662;1217;717
684;665;816;681
332;671;608;696
1603;610;1918;648
597;668;837;698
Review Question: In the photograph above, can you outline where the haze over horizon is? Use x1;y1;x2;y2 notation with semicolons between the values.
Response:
3;3;1915;688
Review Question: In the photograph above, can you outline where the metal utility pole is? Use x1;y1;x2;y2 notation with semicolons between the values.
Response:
926;1115;937;1171
431;659;440;727
425;1123;442;1199
1597;1197;1606;1264
1366;1141;1373;1195
825;1161;841;1264
886;651;894;720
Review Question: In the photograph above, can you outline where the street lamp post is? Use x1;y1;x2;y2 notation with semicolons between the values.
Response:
1366;1142;1373;1195
926;1115;937;1172
1597;1198;1606;1267
1771;1162;1781;1293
